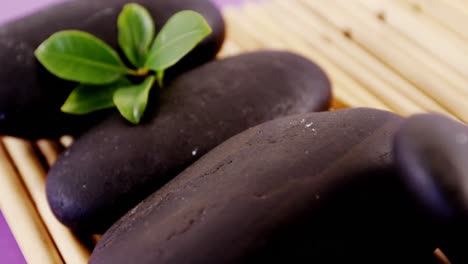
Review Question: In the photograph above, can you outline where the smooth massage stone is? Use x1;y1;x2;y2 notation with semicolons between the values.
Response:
46;50;332;233
394;113;468;263
89;108;437;264
0;0;225;139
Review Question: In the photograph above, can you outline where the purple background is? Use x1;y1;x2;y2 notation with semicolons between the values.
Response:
0;213;25;263
0;0;245;24
0;0;241;263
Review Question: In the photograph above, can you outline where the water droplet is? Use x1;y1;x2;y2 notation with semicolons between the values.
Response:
192;148;199;156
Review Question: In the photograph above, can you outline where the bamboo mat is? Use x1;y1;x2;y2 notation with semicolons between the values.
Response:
1;0;466;263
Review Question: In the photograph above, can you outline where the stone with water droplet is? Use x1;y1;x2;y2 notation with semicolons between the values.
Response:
89;108;435;264
46;51;332;233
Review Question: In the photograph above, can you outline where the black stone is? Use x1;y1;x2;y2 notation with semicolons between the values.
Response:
0;0;225;139
46;50;332;233
89;108;436;264
394;113;468;263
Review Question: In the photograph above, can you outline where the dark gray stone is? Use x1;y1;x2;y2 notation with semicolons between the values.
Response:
46;50;332;233
90;108;436;264
394;113;468;263
0;0;225;139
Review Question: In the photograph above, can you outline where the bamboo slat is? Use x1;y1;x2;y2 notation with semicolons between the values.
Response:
401;0;468;41
331;0;468;100
271;0;449;115
445;0;468;18
301;0;468;122
2;137;90;264
0;140;63;264
243;2;423;115
59;135;74;149
358;0;468;81
35;140;62;168
218;40;242;57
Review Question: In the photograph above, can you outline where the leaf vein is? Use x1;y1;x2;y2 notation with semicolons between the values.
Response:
44;51;128;73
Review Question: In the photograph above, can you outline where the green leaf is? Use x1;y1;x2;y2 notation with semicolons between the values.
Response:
118;3;155;68
145;10;212;77
35;30;132;85
61;78;131;115
113;75;156;124
156;70;164;87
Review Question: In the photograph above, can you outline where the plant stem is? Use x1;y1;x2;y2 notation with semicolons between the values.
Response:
157;71;164;87
129;68;150;77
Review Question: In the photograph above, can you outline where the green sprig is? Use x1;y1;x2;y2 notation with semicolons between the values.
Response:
34;3;212;124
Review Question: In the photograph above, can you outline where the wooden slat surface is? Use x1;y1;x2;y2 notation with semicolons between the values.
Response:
1;0;466;263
